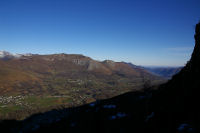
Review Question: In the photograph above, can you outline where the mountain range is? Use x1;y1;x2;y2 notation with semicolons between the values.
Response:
0;51;165;119
0;51;163;96
144;66;182;79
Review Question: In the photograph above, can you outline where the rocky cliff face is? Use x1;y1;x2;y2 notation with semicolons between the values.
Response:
170;22;200;87
149;22;200;132
155;22;200;104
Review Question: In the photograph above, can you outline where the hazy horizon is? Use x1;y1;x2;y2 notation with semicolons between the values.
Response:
0;0;200;66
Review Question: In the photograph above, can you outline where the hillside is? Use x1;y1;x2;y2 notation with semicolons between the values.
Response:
0;52;164;119
0;52;163;96
1;22;199;133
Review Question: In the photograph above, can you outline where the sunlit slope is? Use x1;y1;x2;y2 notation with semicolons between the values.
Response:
0;54;164;97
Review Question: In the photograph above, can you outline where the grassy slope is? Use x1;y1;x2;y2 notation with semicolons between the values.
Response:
0;54;164;119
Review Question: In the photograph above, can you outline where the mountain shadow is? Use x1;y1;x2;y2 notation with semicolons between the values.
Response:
0;22;200;133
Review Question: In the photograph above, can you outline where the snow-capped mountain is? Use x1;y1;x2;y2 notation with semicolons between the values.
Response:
0;51;33;59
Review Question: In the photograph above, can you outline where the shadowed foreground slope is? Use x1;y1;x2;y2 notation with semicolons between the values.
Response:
0;22;200;133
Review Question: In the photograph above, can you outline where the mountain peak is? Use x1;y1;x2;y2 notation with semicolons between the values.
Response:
0;51;18;59
188;22;200;69
0;51;12;57
0;51;34;60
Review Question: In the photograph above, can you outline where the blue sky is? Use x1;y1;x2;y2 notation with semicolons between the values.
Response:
0;0;199;66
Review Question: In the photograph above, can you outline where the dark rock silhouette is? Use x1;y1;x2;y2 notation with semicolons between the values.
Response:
149;22;200;133
0;22;200;133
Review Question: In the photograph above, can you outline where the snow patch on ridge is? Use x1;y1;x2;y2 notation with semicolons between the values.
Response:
0;51;33;59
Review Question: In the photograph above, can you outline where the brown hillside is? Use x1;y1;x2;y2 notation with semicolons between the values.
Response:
0;54;164;97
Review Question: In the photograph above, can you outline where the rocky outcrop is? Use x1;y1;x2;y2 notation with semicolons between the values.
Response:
148;22;200;132
160;22;200;95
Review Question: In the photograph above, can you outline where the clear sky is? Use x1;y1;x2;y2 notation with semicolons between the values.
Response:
0;0;199;66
